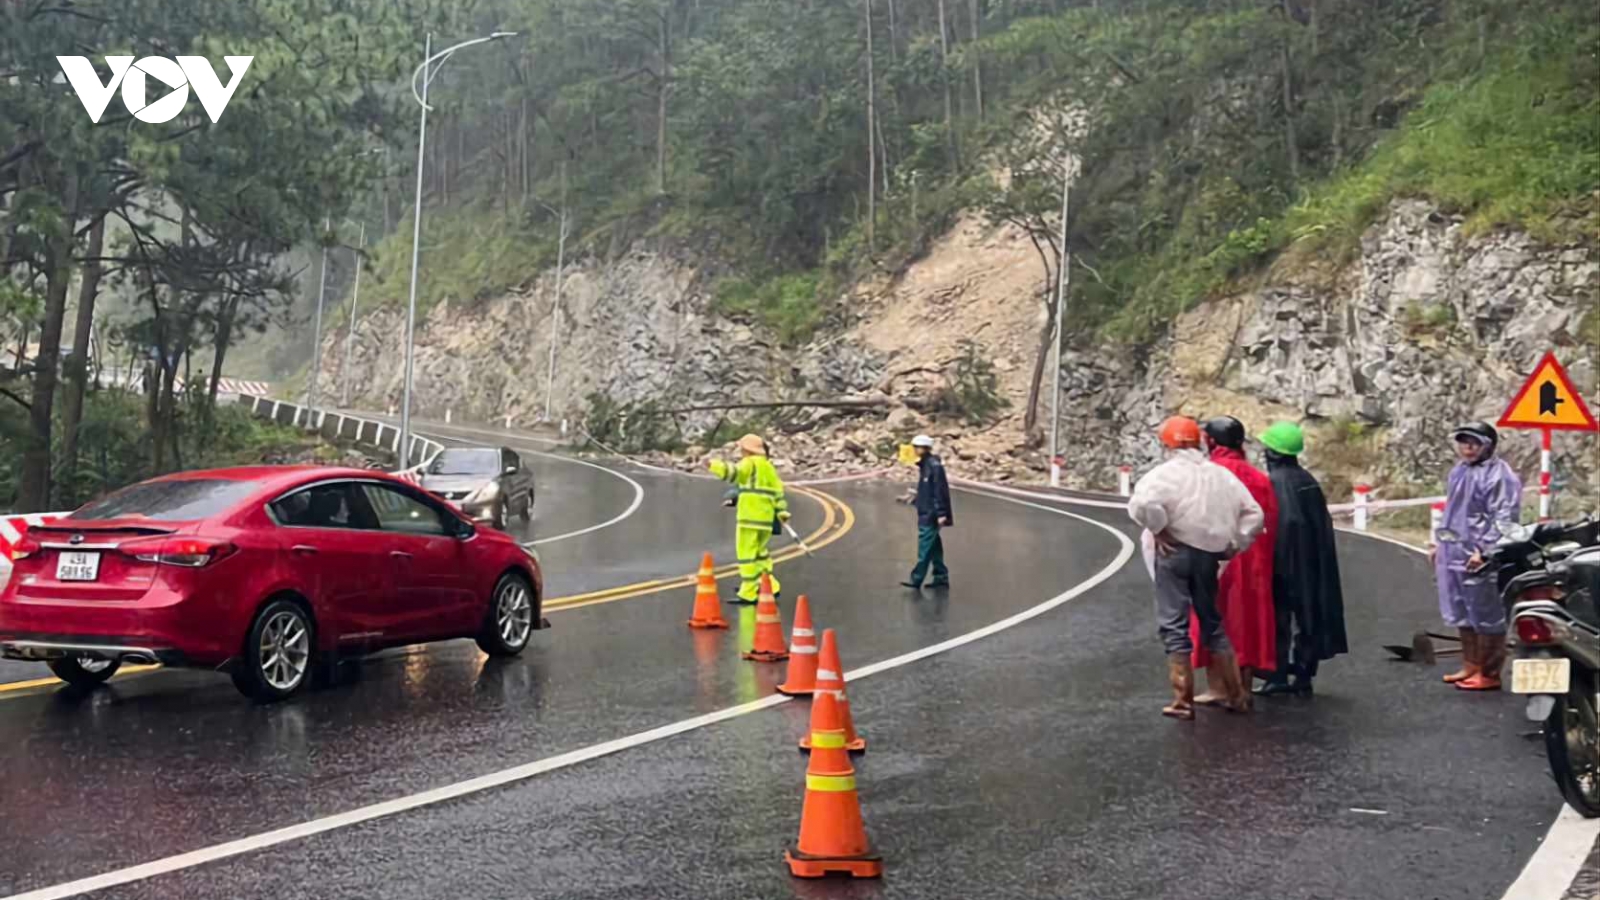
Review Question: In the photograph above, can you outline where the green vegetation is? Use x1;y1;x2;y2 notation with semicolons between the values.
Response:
977;0;1599;344
712;273;830;346
931;339;1009;426
582;391;685;455
1403;301;1459;337
1;0;423;510
361;203;560;319
0;390;314;512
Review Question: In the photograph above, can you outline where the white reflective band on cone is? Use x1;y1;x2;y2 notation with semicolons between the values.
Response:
817;670;840;682
792;628;814;637
791;645;818;655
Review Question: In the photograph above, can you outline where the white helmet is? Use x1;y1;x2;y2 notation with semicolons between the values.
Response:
911;434;935;448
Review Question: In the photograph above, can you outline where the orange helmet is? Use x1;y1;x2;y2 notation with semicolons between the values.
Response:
1159;416;1202;449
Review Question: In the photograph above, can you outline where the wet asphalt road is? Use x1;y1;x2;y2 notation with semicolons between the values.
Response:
0;426;1578;899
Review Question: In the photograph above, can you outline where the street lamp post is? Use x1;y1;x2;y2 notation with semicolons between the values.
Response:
398;30;518;468
307;217;331;419
1048;153;1071;488
538;181;569;423
340;221;366;408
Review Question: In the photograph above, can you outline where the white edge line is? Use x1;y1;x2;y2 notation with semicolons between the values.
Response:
0;484;1135;900
1331;525;1599;900
413;424;646;549
519;451;645;548
964;485;1596;900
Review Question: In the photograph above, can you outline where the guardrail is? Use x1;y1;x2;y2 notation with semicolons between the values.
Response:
241;396;444;472
0;402;442;571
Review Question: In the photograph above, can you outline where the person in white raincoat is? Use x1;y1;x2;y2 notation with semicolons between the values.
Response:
1128;416;1265;720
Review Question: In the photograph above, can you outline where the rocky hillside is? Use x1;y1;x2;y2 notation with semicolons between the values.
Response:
324;198;1598;501
1060;200;1598;499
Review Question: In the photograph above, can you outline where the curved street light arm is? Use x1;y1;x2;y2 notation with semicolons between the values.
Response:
409;32;518;111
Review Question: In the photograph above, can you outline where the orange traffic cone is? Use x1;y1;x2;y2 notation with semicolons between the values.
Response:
776;595;819;696
743;574;789;662
785;691;883;879
799;629;865;753
687;553;728;629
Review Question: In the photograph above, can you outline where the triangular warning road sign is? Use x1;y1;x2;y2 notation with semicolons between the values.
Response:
1498;351;1599;432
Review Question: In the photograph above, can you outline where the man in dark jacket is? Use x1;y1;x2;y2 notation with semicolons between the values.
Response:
1255;422;1348;696
901;434;953;590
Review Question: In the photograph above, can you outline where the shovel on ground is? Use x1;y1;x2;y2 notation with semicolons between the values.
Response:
1383;631;1462;664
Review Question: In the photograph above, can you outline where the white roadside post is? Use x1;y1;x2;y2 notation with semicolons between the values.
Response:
1353;483;1372;532
1539;428;1552;521
1118;465;1132;498
1430;502;1445;546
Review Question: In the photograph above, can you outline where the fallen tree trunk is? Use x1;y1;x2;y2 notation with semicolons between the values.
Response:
661;398;892;414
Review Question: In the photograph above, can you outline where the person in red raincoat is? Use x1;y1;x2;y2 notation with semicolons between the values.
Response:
1190;416;1279;708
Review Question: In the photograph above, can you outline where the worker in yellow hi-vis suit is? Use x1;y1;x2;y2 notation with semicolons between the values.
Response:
709;434;789;604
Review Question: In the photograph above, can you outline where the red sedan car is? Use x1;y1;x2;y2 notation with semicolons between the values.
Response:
0;466;545;702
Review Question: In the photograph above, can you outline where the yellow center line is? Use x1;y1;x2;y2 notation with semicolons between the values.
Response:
542;486;849;611
0;487;858;697
0;664;160;696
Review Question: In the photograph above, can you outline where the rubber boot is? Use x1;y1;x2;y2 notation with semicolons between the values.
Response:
1255;673;1296;696
1291;671;1315;696
1163;653;1195;720
1205;650;1251;713
1457;634;1504;691
1443;628;1479;684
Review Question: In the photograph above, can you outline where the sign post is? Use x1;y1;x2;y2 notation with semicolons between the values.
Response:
1496;351;1599;521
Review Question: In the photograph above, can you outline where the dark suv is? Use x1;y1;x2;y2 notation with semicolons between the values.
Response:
419;447;535;530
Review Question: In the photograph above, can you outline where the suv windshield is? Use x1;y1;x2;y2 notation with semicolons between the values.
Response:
427;449;500;476
70;479;259;522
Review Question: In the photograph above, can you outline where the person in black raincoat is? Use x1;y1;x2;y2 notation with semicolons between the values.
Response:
1255;422;1348;696
900;434;953;590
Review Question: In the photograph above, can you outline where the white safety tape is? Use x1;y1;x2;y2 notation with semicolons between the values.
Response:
789;470;892;487
1327;495;1446;513
952;478;1128;510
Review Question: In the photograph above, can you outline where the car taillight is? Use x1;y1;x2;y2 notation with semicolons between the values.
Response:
1516;617;1555;646
9;534;39;560
120;537;237;568
1519;585;1566;602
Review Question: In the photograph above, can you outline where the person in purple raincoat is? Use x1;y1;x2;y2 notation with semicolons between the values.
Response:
1431;421;1523;692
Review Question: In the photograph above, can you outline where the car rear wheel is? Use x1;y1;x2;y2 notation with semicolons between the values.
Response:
492;499;507;531
477;573;535;657
518;490;533;523
48;655;120;688
233;600;315;702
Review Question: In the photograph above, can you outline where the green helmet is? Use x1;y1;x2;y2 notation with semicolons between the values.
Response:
1259;421;1304;456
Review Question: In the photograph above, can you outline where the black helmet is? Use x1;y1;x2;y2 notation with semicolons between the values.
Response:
1451;421;1498;450
1202;416;1246;450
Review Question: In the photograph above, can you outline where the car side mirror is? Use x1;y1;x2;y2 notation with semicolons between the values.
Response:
504;465;518;475
454;519;476;539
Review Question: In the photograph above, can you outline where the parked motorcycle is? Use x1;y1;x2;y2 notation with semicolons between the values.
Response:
1483;516;1600;817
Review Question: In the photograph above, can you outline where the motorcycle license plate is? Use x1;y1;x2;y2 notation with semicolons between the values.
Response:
1511;658;1570;695
56;552;101;582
